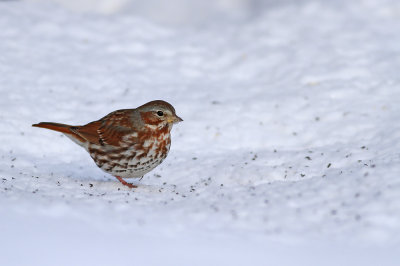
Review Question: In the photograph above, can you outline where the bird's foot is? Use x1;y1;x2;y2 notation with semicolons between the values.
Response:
115;176;138;189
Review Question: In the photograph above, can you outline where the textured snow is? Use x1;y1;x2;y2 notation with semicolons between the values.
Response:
1;0;400;265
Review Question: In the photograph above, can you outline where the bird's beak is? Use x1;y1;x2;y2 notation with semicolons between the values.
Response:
168;115;183;124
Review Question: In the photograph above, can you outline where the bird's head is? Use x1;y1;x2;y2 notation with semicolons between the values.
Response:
138;100;183;129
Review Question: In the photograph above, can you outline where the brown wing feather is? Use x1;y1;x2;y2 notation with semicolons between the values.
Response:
73;110;136;146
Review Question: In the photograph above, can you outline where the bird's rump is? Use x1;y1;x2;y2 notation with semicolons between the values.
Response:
33;109;137;147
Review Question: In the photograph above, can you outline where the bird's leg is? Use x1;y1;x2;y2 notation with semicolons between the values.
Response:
115;176;137;189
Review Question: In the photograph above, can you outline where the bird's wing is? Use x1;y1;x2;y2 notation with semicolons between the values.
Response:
72;110;137;147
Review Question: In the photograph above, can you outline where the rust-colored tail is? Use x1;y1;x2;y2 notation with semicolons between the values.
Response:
32;122;87;143
32;122;73;134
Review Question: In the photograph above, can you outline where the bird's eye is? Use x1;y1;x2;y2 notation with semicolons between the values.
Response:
157;111;164;117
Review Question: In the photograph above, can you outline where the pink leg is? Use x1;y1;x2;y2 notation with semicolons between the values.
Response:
115;176;137;189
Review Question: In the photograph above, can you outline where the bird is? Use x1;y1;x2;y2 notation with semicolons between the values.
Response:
32;100;182;188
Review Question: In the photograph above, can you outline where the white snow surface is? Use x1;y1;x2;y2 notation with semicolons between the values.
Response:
1;0;400;265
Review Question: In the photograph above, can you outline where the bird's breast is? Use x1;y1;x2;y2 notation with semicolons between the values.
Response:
87;131;171;178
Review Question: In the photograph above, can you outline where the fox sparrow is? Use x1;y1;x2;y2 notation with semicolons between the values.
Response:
32;100;182;188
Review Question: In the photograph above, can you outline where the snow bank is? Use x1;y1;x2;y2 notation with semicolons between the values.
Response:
1;0;400;265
